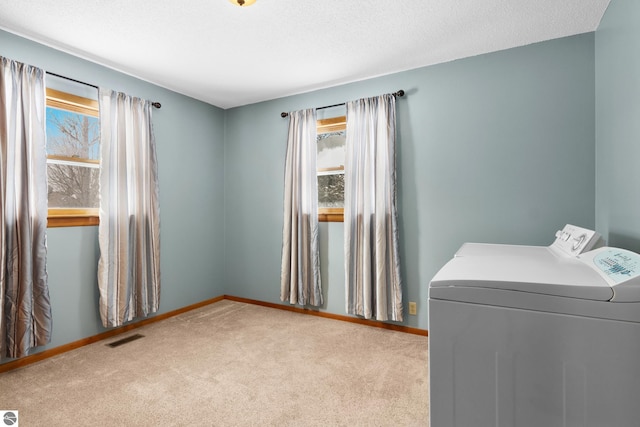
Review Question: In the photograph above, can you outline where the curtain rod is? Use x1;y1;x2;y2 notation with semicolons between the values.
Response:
46;71;162;109
280;89;404;118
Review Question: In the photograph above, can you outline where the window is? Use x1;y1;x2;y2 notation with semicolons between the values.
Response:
317;116;345;222
46;87;100;227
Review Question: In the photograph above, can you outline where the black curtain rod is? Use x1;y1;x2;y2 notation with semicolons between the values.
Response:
46;71;162;109
46;71;98;90
280;89;404;118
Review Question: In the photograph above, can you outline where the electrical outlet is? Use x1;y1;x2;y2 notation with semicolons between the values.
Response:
408;301;417;315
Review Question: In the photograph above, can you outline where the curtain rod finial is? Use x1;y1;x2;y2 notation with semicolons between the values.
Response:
281;112;289;118
152;102;161;109
395;90;405;97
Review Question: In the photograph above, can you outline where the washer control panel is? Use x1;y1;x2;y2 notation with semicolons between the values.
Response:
591;248;640;284
578;247;640;301
551;224;604;256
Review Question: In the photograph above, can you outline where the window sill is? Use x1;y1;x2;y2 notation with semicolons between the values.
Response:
48;209;99;228
319;208;343;223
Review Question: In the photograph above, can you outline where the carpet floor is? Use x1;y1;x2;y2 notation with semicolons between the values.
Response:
0;300;429;426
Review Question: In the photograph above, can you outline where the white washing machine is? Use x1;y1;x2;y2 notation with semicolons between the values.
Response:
428;225;640;427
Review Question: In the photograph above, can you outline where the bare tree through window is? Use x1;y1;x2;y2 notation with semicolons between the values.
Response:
46;108;100;208
317;130;345;208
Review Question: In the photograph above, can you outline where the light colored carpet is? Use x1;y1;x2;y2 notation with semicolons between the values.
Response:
0;300;429;426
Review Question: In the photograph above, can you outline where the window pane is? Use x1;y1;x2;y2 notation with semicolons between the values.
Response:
317;131;345;170
318;173;344;208
46;108;100;160
46;99;100;211
47;163;99;208
318;129;345;209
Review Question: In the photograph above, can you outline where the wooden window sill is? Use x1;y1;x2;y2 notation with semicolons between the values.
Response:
319;208;343;223
48;209;99;227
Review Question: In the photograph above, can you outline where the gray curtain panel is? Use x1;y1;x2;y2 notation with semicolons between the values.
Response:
98;89;161;328
280;108;323;306
344;94;403;321
0;56;52;358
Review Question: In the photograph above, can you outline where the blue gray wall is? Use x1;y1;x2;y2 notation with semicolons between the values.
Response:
224;33;597;329
0;29;226;353
0;21;605;355
595;0;640;251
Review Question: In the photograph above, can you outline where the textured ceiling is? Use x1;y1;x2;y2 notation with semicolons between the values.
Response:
0;0;611;109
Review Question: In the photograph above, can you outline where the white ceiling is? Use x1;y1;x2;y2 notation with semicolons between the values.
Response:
0;0;611;109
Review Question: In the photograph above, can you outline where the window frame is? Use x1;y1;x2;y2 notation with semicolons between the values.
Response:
317;116;346;223
45;88;100;228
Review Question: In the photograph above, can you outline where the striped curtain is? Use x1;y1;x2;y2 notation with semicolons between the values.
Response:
280;108;323;306
0;56;52;358
344;94;403;321
98;89;160;328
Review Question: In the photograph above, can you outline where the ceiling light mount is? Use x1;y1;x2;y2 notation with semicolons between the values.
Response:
229;0;256;6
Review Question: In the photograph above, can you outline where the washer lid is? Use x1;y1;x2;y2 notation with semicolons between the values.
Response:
430;247;614;301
